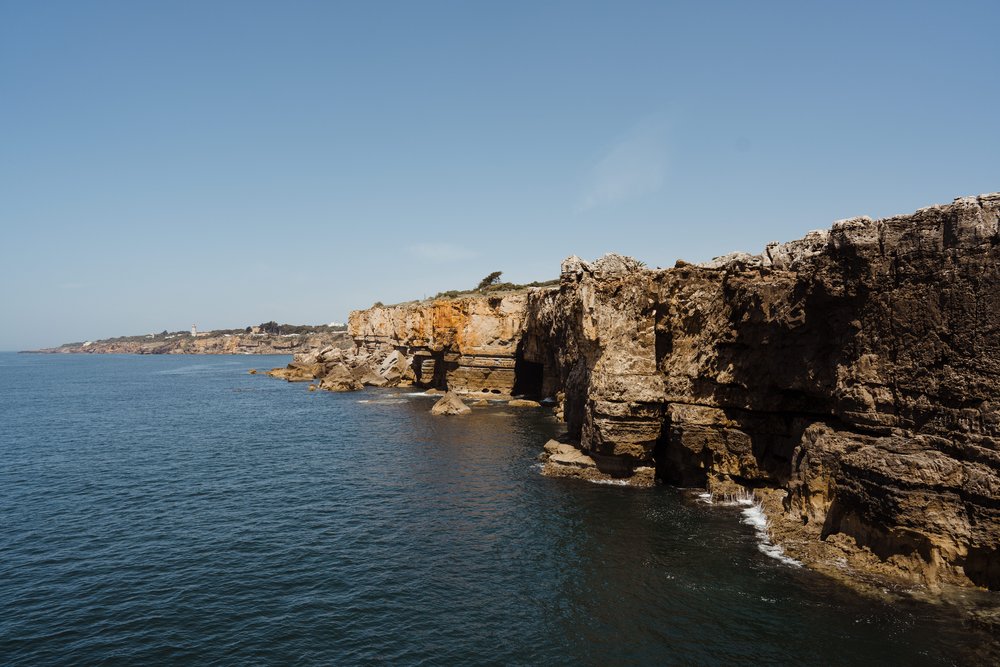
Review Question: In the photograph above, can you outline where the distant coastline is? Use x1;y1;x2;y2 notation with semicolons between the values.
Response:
23;323;351;356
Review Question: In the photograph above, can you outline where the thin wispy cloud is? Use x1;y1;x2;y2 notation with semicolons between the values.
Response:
579;118;669;211
408;243;478;262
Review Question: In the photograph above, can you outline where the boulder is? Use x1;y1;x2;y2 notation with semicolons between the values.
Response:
296;351;321;365
349;362;374;380
317;347;344;364
378;350;409;384
508;399;541;408
360;373;388;387
543;440;578;456
430;391;471;416
319;364;363;392
266;362;323;382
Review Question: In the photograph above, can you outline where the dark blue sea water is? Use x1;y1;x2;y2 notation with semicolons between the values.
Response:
1;353;994;665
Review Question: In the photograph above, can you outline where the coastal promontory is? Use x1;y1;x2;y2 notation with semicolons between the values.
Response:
271;193;1000;594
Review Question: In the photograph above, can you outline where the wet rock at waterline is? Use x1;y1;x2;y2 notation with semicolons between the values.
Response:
430;392;472;416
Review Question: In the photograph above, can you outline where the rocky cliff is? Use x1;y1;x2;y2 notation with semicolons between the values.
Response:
349;294;530;396
288;193;1000;593
519;193;1000;592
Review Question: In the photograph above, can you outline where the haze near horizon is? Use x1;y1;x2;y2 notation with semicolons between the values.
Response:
2;1;998;350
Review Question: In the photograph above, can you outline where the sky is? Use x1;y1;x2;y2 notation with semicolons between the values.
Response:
2;1;998;350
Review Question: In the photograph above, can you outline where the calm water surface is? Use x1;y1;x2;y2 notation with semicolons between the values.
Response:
0;353;993;665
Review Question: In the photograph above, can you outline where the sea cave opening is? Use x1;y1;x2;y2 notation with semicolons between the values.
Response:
512;357;545;399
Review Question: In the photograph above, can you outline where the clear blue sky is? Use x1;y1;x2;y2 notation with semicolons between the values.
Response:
2;1;998;350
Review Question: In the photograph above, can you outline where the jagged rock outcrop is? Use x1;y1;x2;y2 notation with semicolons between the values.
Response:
519;193;1000;591
318;364;364;392
267;341;412;392
341;193;1000;592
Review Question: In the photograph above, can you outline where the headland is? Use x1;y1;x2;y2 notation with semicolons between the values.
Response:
267;193;1000;603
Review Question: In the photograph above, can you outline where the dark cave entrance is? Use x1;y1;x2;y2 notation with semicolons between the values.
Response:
512;356;545;399
653;411;707;487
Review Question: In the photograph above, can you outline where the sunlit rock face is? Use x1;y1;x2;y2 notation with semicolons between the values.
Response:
349;293;531;397
348;194;1000;591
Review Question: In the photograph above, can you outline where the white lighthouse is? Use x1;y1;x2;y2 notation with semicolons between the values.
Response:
191;324;197;337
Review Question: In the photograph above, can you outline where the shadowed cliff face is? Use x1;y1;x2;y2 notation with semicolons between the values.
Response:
349;194;1000;591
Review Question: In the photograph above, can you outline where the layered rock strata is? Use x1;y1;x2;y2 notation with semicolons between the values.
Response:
520;193;1000;592
267;293;535;394
350;295;531;397
279;193;1000;592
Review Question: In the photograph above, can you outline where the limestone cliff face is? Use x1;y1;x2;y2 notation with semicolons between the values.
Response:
349;294;530;396
347;193;1000;591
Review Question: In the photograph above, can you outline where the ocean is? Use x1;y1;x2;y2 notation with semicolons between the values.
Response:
0;353;991;665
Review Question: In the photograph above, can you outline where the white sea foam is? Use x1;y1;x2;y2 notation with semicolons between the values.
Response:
698;489;802;567
588;478;631;486
739;501;802;567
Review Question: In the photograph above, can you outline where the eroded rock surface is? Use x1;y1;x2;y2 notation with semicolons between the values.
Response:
518;193;1000;591
349;293;535;398
291;193;1000;592
343;193;1000;591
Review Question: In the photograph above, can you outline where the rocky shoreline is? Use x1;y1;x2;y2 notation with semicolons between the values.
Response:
265;193;1000;603
27;330;352;355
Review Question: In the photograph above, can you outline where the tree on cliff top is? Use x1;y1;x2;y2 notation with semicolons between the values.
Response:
477;271;503;291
